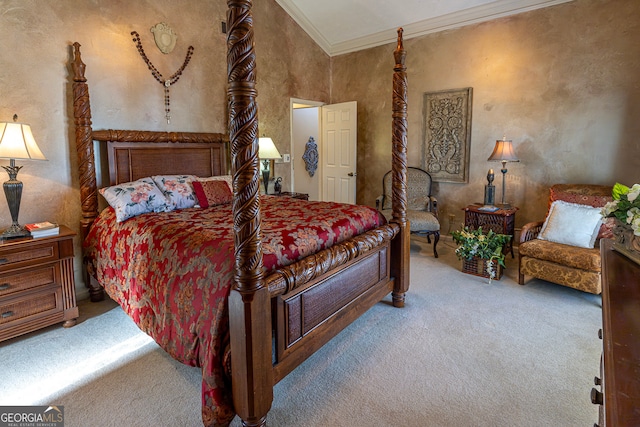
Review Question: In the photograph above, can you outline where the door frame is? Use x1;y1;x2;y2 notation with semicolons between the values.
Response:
289;98;324;195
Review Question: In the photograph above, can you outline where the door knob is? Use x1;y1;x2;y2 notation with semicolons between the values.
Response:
348;172;356;177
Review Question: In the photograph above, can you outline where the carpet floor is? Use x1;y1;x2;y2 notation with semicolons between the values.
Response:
0;237;603;426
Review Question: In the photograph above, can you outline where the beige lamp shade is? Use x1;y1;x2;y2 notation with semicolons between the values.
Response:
258;137;282;160
0;121;47;161
487;138;519;163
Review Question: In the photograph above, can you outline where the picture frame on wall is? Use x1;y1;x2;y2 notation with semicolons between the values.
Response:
422;87;473;183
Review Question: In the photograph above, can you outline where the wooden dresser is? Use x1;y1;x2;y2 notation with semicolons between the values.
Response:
593;239;640;426
0;226;78;342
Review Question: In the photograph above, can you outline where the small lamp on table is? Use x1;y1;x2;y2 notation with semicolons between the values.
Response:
258;137;282;195
0;115;47;239
487;136;519;208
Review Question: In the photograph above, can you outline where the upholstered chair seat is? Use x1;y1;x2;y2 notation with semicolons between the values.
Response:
377;167;440;257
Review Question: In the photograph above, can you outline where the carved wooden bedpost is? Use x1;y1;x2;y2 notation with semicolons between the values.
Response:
71;43;99;242
71;43;105;303
390;29;410;307
226;1;273;426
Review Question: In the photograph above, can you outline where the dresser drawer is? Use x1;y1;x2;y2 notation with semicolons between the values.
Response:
0;263;59;298
0;285;62;326
0;241;60;272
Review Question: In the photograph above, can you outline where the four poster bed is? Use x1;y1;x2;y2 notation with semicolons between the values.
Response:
71;3;410;426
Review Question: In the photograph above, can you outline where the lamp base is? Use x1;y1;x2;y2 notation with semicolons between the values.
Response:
1;224;30;240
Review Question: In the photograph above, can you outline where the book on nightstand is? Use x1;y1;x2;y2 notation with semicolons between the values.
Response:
25;221;60;238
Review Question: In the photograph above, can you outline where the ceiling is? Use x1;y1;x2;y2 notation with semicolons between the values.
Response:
274;0;573;56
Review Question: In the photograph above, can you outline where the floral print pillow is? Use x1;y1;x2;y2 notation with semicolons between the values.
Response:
100;177;172;222
152;175;197;209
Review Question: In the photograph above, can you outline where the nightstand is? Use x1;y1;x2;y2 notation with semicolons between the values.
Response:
273;191;309;201
0;225;78;342
463;204;518;258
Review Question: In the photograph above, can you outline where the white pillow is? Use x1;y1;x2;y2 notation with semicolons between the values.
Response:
537;200;602;248
152;175;197;209
100;177;172;222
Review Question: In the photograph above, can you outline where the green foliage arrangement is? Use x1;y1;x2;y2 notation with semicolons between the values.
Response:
451;226;512;279
601;182;640;236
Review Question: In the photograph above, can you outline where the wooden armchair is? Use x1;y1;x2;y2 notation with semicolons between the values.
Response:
518;184;614;294
376;167;440;257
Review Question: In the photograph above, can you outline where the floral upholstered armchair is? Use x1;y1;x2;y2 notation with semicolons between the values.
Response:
518;184;614;294
376;167;440;257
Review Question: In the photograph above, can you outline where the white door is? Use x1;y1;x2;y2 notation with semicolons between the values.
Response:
321;101;357;204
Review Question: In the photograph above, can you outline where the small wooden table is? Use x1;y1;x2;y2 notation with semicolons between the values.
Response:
0;225;78;342
463;204;518;258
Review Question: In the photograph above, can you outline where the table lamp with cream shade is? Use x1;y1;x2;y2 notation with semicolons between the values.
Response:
0;115;47;239
487;136;519;208
258;137;281;194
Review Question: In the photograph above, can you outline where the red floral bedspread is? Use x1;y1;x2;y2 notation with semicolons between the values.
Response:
84;195;384;426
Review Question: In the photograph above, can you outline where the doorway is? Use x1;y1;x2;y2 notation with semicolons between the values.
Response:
290;98;357;203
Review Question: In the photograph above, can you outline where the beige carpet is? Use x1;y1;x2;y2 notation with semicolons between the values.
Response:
0;237;602;426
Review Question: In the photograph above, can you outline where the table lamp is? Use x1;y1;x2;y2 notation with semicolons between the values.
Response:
0;115;47;239
258;137;281;194
487;136;519;208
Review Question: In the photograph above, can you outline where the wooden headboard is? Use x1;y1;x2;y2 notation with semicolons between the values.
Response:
70;43;229;238
104;137;228;186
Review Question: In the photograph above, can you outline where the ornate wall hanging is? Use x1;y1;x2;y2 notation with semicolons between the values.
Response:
422;87;472;183
302;136;318;177
131;29;194;124
150;22;177;54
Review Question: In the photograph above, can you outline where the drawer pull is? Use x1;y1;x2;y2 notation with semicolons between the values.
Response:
0;283;9;291
0;258;7;265
590;387;603;405
1;311;14;319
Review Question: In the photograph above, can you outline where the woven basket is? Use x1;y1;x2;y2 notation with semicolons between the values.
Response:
462;257;503;280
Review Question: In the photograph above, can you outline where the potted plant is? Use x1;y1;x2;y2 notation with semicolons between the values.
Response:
451;226;512;281
601;182;640;261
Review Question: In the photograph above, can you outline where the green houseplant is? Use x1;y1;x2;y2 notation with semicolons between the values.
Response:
451;226;512;280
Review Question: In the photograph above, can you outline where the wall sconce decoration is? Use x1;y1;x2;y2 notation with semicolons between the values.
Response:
0;115;47;239
258;137;282;194
150;22;177;54
487;136;519;208
302;136;318;177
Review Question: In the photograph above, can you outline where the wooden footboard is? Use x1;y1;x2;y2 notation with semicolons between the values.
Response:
273;241;392;381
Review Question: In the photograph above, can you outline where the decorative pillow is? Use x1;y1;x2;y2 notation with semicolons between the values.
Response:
99;178;172;222
192;180;233;208
195;175;233;192
152;175;197;209
549;184;613;240
537;200;603;248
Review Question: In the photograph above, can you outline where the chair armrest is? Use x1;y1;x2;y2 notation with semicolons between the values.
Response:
375;195;384;210
520;220;544;243
429;196;438;217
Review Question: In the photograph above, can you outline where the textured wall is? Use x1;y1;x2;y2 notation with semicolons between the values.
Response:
331;0;640;233
0;0;329;297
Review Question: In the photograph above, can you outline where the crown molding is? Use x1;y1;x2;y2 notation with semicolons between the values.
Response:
275;0;574;56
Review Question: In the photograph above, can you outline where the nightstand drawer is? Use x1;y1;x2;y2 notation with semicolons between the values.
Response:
0;263;59;298
0;286;62;326
0;241;60;272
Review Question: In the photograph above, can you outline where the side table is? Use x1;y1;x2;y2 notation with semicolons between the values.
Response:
463;204;518;258
0;225;78;342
